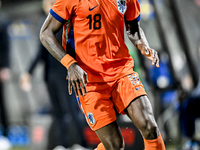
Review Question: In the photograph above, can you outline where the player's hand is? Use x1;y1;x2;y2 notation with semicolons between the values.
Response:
137;43;159;67
68;63;88;97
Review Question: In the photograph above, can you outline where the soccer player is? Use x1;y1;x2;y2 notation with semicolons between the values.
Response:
40;0;166;149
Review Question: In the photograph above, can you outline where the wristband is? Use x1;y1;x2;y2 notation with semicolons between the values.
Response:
61;54;77;69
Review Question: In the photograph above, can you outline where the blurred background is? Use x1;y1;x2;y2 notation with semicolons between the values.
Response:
0;0;200;150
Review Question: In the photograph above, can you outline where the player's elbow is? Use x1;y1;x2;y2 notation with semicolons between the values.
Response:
39;28;46;45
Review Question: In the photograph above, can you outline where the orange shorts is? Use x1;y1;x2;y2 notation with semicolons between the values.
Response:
77;72;147;131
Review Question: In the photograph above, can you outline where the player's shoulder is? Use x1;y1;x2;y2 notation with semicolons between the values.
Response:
55;0;80;6
126;0;139;3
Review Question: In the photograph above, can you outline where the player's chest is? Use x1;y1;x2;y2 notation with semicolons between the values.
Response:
75;0;127;19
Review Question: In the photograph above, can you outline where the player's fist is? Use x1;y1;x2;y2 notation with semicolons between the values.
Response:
137;43;159;68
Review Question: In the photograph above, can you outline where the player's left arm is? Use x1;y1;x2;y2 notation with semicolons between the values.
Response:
125;19;159;67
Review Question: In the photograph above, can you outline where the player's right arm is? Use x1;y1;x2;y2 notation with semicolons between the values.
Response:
40;14;66;61
40;14;87;97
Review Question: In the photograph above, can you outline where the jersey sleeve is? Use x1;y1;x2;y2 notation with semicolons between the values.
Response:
125;0;140;21
50;0;79;23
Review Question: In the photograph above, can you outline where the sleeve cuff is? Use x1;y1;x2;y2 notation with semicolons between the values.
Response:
135;14;141;21
49;9;67;24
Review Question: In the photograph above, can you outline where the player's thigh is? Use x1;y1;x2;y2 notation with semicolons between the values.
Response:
111;72;147;114
125;95;158;134
78;82;117;131
95;121;124;150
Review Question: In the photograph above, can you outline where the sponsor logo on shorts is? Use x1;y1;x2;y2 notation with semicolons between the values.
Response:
87;112;95;125
135;86;142;91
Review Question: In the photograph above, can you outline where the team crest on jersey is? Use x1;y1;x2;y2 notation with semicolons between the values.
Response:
116;0;127;14
87;113;95;125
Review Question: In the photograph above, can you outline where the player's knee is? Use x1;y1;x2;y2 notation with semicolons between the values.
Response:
104;137;125;150
142;122;159;139
139;117;159;140
111;139;125;150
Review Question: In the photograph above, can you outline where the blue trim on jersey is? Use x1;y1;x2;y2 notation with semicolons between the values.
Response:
67;29;75;50
49;9;67;24
136;15;141;21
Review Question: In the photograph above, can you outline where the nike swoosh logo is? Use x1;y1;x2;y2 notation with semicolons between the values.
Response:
135;86;142;91
89;5;99;11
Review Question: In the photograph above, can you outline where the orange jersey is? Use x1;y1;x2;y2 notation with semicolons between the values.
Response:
51;0;141;82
